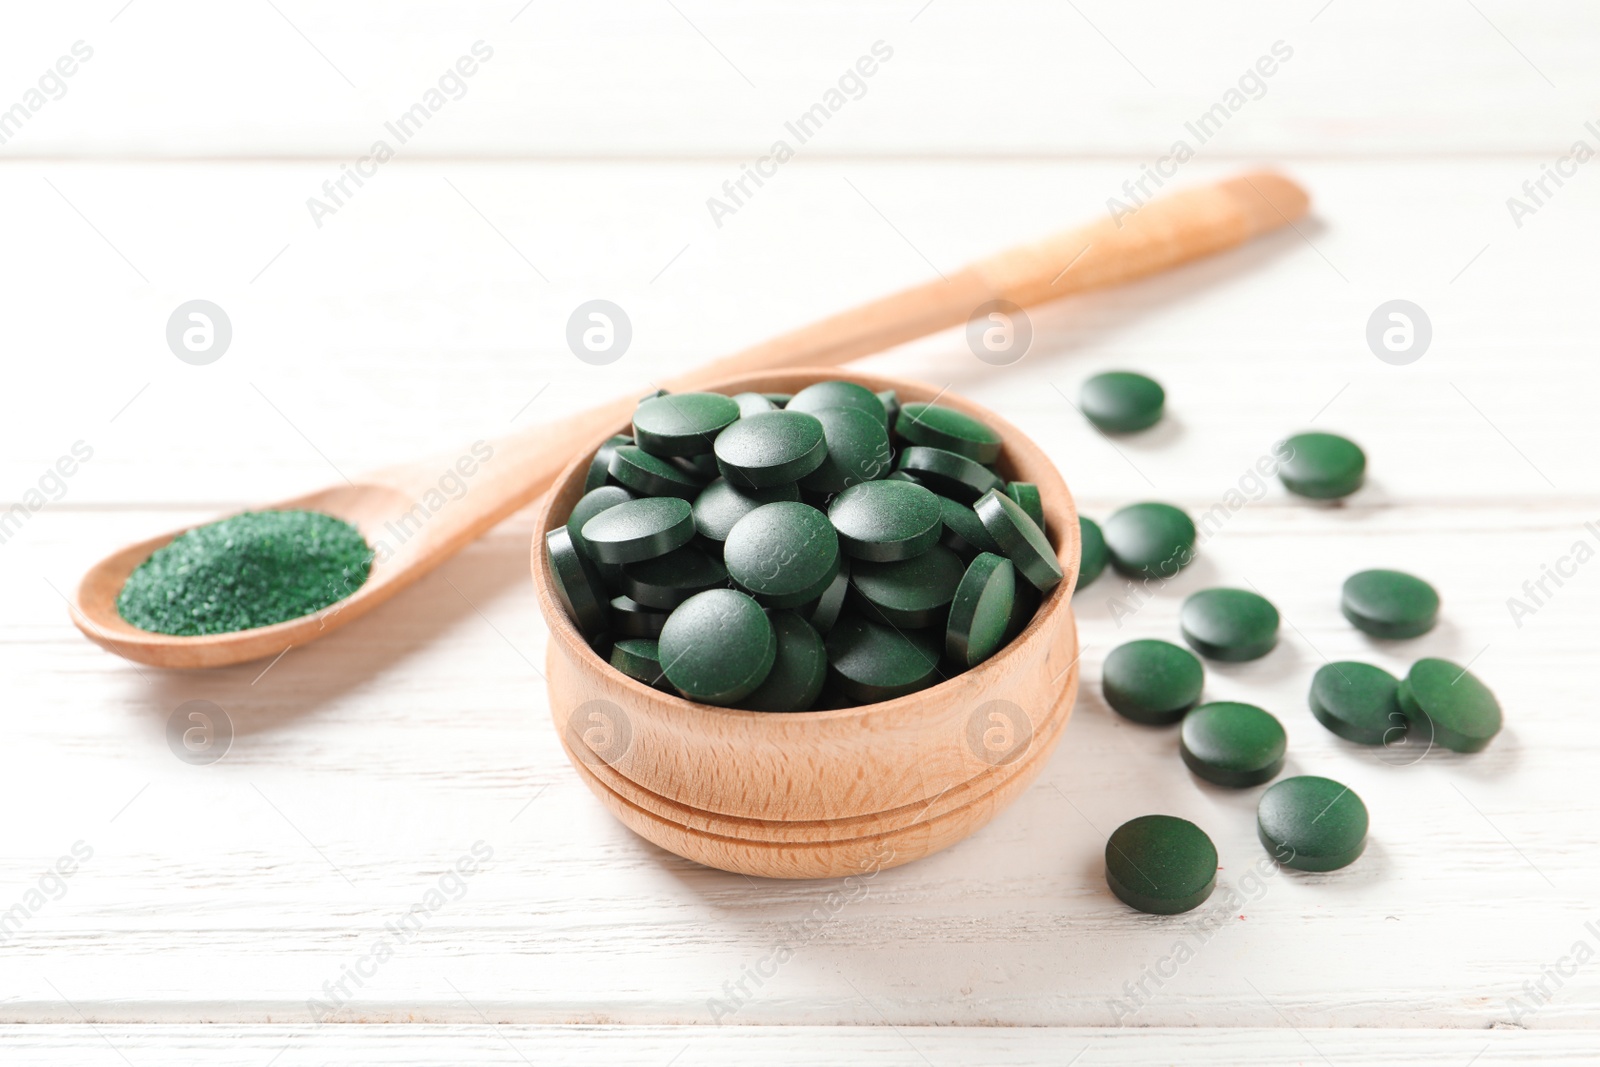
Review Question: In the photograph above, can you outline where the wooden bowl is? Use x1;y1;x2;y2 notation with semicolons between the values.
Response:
530;369;1081;878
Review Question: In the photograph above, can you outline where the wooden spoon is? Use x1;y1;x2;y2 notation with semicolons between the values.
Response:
71;171;1308;669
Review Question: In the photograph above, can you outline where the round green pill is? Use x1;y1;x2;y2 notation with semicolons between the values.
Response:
1180;587;1280;662
740;611;827;712
631;392;741;457
1257;776;1368;871
1341;569;1440;639
786;380;889;428
1103;502;1196;581
1104;815;1217;915
1080;371;1165;434
895;402;1002;464
586;434;632;493
691;478;801;544
621;542;728;610
579;496;695;565
1309;661;1404;746
724;502;841;609
803;561;850;636
608;444;705;499
1004;482;1046;536
938;494;1000;560
732;392;777;417
566;485;634;561
658;589;776;705
974;488;1062;592
828;479;943;562
1278;432;1366;500
1075;516;1107;591
714;410;828;489
824;615;942;702
610;637;666;687
1180;702;1287;787
546;526;608;637
945;552;1016;668
610;594;668;639
800;406;893;493
1101;639;1204;725
898;446;1003;505
848;544;965;628
1399;657;1502;753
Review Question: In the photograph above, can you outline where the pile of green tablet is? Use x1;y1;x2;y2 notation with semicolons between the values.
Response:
546;383;1064;710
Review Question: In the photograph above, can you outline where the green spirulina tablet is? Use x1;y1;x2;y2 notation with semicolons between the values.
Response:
974;489;1063;592
1076;516;1108;591
803;562;850;636
692;478;801;545
1080;371;1165;434
848;544;965;628
586;434;632;493
546;526;608;637
1180;702;1287;787
1278;432;1366;500
621;542;728;610
1105;815;1217;915
658;589;776;705
566;485;634;561
898;446;1004;504
1399;657;1502;753
1101;639;1204;725
1103;502;1197;581
724;502;841;609
740;611;828;712
714;409;828;489
1003;579;1041;643
631;392;741;457
608;445;705;499
876;389;900;425
611;637;666;686
1257;776;1368;871
1341;569;1440;639
945;552;1016;668
1180;587;1280;662
762;392;791;407
610;595;668;638
732;392;777;417
1309;661;1404;745
579;496;695;565
824;615;942;702
1005;482;1046;535
785;379;890;428
672;452;720;483
895;402;1003;464
800;406;893;493
938;494;1001;560
828;479;943;562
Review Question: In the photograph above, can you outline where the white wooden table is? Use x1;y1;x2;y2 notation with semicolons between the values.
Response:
5;2;1598;1061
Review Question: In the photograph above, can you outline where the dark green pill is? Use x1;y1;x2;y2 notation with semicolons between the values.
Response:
1400;657;1502;753
1103;503;1197;581
672;452;720;483
945;552;1016;668
691;478;801;544
1003;578;1041;644
1180;587;1280;662
1180;702;1287;787
898;446;1004;505
621;542;728;610
849;544;964;628
658;589;776;705
732;391;777;417
724;502;841;609
609;445;705;499
761;392;791;407
1309;661;1404;746
1080;371;1165;434
546;526;608;637
876;389;899;426
610;595;668;638
938;494;1000;560
1104;814;1217;915
610;637;666;687
1257;776;1368;871
802;560;850;636
895;402;1003;464
714;410;828;489
828;479;943;562
1005;482;1046;536
1341;569;1439;639
632;392;740;457
824;614;942;702
740;611;827;712
786;380;889;428
579;496;695;565
974;488;1062;592
800;406;894;493
1278;432;1366;500
1075;516;1107;591
1101;639;1204;725
566;485;634;561
586;434;632;493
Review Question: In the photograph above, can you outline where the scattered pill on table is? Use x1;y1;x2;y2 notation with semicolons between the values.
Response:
1341;568;1440;639
1180;587;1281;662
1101;639;1205;725
1308;661;1405;746
1277;431;1366;500
1180;701;1287;787
1398;657;1502;753
1257;776;1368;871
1080;371;1165;434
1102;502;1196;581
1075;515;1107;591
1105;814;1218;915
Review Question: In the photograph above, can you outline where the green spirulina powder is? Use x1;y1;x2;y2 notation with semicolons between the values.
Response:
117;510;373;636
